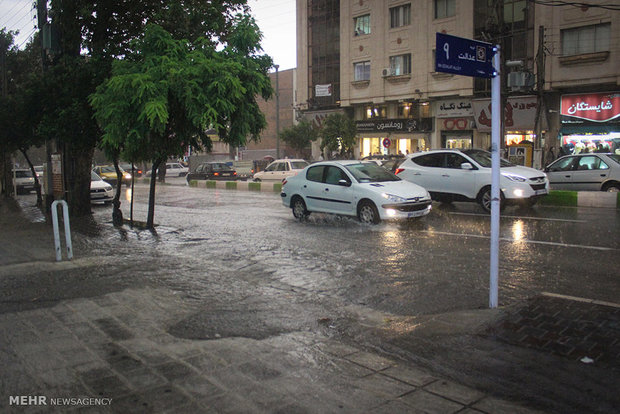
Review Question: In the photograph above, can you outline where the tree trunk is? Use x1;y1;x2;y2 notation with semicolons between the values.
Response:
112;159;123;226
64;143;95;217
146;158;163;230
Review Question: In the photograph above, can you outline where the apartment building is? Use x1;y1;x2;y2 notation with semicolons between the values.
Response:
296;0;619;166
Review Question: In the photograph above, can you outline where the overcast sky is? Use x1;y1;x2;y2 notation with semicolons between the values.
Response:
0;0;297;70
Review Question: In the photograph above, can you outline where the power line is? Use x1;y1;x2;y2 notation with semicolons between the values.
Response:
0;0;34;29
16;26;34;48
528;0;620;11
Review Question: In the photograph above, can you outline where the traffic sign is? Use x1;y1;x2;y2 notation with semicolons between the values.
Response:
382;138;391;148
435;33;495;78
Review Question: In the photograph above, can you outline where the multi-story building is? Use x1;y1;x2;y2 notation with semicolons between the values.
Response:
296;0;619;167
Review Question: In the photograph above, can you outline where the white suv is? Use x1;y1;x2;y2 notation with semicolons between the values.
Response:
395;149;549;211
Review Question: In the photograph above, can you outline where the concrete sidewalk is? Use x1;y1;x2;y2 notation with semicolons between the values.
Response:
1;197;617;413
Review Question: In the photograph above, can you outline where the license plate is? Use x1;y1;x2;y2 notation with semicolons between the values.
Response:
535;189;548;195
407;210;426;218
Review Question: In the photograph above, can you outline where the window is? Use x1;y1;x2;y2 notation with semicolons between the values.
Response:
435;0;455;19
389;54;411;75
390;4;411;28
398;102;417;119
306;166;325;182
354;15;370;36
354;61;371;81
363;105;387;119
325;167;347;185
562;23;610;56
445;154;470;169
413;154;443;168
577;156;608;171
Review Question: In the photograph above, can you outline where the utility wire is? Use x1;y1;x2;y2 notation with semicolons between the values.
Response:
528;0;620;11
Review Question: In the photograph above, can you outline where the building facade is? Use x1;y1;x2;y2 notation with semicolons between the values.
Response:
296;0;619;167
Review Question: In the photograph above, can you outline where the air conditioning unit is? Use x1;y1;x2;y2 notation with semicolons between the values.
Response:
507;72;535;90
382;68;393;77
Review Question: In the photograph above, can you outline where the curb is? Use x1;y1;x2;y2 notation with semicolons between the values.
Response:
187;179;282;193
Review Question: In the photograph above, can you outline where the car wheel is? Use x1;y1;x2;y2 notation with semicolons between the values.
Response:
292;196;309;220
603;183;620;192
254;178;261;183
477;186;505;213
358;200;380;224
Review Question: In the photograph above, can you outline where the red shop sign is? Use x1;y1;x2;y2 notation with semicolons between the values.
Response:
561;92;620;122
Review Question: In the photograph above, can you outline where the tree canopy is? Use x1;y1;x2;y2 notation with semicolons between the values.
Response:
90;20;273;227
279;119;318;158
319;113;357;159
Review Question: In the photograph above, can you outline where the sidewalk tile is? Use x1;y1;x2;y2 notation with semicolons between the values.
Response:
380;364;438;387
400;389;464;413
344;351;395;371
425;379;485;405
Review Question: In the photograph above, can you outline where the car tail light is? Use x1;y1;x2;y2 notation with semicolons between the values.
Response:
233;172;237;176
214;172;219;176
282;179;287;186
395;168;404;175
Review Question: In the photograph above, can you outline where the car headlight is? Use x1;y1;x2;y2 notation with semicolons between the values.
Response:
502;173;526;182
382;193;407;203
124;173;131;179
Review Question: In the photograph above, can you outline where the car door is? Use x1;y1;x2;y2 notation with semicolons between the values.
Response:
274;162;289;182
303;165;326;211
546;156;577;190
318;166;355;214
439;153;478;199
572;155;609;191
406;153;445;193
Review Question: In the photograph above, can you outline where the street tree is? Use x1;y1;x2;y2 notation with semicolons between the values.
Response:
90;21;272;228
319;113;357;159
279;119;318;159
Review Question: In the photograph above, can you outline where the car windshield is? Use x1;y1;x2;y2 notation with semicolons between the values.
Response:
14;170;33;178
100;166;117;173
212;163;233;171
91;171;103;181
291;161;309;169
607;154;620;165
345;162;401;182
463;149;514;167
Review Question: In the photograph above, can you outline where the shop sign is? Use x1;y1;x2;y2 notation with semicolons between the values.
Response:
472;96;537;132
561;92;620;122
355;118;433;133
441;118;472;130
434;100;474;118
315;84;332;97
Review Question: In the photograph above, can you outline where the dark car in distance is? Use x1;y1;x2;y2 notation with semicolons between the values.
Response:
186;162;238;182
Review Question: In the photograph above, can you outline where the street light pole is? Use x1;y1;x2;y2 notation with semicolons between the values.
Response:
275;64;280;159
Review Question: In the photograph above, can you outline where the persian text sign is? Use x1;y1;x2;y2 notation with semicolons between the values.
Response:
435;33;495;78
561;92;620;122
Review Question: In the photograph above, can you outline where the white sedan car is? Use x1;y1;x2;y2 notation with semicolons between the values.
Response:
90;171;114;204
281;160;432;224
253;159;309;182
395;149;549;211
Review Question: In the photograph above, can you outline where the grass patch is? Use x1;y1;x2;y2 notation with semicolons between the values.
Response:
539;190;578;207
225;181;237;190
188;180;198;187
273;183;282;193
206;180;216;189
248;182;261;191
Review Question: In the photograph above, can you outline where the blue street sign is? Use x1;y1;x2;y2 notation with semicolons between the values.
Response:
435;33;496;78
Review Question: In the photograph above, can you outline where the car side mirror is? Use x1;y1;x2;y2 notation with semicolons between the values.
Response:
460;162;474;170
543;167;550;173
338;179;351;187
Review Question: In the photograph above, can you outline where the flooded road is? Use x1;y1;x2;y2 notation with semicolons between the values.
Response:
86;182;620;318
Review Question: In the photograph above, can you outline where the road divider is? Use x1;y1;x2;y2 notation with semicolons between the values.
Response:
187;179;283;193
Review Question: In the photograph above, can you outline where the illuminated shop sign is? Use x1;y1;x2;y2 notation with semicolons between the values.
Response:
355;118;433;133
561;92;620;122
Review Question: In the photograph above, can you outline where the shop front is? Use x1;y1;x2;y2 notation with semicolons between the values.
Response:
472;95;539;167
355;118;433;157
559;92;620;155
434;99;476;149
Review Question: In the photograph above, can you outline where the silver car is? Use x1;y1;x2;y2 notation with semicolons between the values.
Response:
544;153;620;192
12;169;35;194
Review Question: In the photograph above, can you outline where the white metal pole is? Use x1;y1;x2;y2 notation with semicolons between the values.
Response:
490;46;501;309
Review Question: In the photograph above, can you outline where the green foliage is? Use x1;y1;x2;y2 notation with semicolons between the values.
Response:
279;119;318;156
319;113;357;159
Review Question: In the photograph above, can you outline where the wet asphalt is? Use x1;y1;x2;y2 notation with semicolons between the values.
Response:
3;181;619;413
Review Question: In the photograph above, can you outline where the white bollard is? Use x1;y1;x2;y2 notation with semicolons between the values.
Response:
51;200;73;261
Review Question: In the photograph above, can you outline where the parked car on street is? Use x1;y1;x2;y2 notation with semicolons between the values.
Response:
90;171;114;204
544;153;620;192
12;169;35;194
120;163;144;178
395;149;549;211
281;160;432;224
92;165;132;187
34;165;44;180
144;162;188;177
186;162;238;182
252;159;309;182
